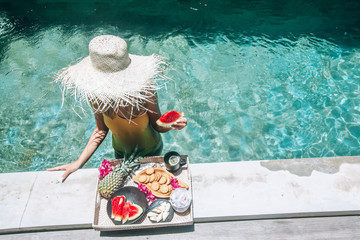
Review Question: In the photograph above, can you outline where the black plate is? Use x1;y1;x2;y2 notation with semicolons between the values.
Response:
147;199;174;223
107;186;148;224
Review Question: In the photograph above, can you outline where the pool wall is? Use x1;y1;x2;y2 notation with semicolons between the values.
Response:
1;156;360;233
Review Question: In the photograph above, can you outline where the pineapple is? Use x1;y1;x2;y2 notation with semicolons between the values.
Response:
98;148;142;198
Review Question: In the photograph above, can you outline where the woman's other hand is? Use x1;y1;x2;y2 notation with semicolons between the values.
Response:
147;93;188;132
171;117;187;130
47;161;82;182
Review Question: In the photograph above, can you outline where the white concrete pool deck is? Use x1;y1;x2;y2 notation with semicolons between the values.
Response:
1;156;360;234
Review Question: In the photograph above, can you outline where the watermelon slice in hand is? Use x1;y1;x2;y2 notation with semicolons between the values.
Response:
156;111;184;128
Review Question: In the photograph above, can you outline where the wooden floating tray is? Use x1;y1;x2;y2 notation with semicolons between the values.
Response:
92;155;193;231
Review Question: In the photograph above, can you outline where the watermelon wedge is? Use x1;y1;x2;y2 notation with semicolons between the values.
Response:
122;202;131;224
110;196;144;224
111;196;125;222
128;203;143;221
111;196;120;219
156;111;184;127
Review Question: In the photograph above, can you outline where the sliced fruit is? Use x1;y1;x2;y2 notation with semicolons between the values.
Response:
128;203;144;221
111;195;125;221
111;197;120;218
122;202;131;224
156;111;184;127
110;196;144;224
148;202;171;222
114;196;125;221
111;196;120;219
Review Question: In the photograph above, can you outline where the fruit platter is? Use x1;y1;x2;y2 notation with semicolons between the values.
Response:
92;155;193;231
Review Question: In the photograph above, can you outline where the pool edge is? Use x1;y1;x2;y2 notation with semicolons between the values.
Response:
1;156;360;233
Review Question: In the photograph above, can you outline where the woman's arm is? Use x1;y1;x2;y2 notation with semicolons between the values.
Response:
147;92;187;132
47;112;109;182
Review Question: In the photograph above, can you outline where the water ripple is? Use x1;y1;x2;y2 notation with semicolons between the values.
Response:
1;24;360;171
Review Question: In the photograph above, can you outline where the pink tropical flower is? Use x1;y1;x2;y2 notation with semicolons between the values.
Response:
147;191;156;202
98;159;113;179
138;183;156;202
170;177;181;189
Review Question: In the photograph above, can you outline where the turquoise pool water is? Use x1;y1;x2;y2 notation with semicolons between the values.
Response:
1;0;360;172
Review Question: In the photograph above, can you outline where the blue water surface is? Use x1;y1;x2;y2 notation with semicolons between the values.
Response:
0;0;360;172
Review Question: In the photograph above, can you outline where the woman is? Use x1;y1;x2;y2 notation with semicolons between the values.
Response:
47;35;187;182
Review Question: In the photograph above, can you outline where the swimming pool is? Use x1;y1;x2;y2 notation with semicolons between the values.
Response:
1;0;360;172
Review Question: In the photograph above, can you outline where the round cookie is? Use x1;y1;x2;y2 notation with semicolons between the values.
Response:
151;182;160;191
155;172;162;181
139;175;147;183
159;176;167;184
160;184;169;194
146;167;155;175
144;175;150;184
165;177;171;185
149;174;156;182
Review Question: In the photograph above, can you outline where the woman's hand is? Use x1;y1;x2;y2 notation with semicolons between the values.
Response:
47;161;82;182
47;113;109;182
171;117;187;130
147;93;188;132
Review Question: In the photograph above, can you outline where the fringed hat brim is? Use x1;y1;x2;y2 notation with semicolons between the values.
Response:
54;54;168;113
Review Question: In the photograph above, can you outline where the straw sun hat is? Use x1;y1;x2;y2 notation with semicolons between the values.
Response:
54;35;168;114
